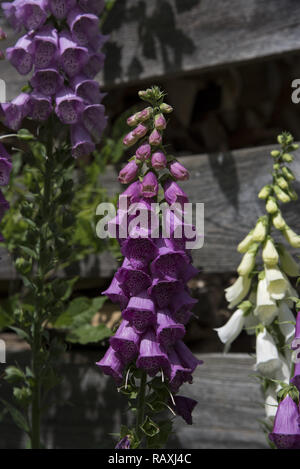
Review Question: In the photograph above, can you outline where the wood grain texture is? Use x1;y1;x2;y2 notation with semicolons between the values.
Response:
0;352;267;449
2;0;300;97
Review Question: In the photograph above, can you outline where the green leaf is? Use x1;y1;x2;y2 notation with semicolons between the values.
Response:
0;399;30;433
66;324;112;345
4;366;25;384
54;295;107;329
19;245;38;260
8;326;30;342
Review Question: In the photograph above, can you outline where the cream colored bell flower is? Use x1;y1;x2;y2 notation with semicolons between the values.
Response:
272;211;286;231
225;275;252;309
278;245;300;277
252;218;267;242
265;265;289;300
262;238;279;267
237;230;254;253
237;244;258;276
255;328;282;376
266;196;278;214
244;311;259;335
214;309;245;353
283;225;300;248
254;276;278;325
278;302;296;346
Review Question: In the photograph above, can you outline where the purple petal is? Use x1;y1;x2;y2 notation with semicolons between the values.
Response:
48;0;76;19
121;237;158;270
174;340;203;373
102;275;129;310
122;290;156;333
110;319;140;363
30;26;58;69
82;104;107;142
67;7;99;46
96;346;124;384
173;395;197;425
137;328;170;377
157;310;185;349
28;92;52;121
2;92;30;130
115;262;152;297
59;30;89;77
269;395;300;449
30;67;64;96
70;74;103;104
6;34;33;75
55;87;84;124
148;278;181;308
70;123;95;158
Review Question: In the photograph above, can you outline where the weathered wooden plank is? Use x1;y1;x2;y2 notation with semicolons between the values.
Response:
0;351;267;449
0;144;300;277
2;0;300;97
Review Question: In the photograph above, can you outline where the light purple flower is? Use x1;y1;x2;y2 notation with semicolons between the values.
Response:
137;107;152;122
136;143;151;161
55;87;84;124
82;104;107;142
164;180;189;208
67;7;99;46
137;328;170;377
123;291;156;333
118;161;139;184
123;131;138;149
154;113;166;130
6;34;33;75
96;346;125;385
70;123;95;158
110;319;140;363
149;129;162;146
17;0;48;31
2;1;21;31
169;161;190;181
102;276;129;310
84;50;105;79
70;74;103;104
121;237;158;270
157;310;185;349
118;181;141;207
115;436;130;449
132;123;148;139
173;396;197;425
2;92;31;130
48;0;76;19
30;67;64;95
141;172;158;198
151;151;167;170
59;30;89;77
28;92;52;121
269;395;300;449
30;26;58;69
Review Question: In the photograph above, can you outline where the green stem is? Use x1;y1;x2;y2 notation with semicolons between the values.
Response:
31;322;41;449
135;371;147;447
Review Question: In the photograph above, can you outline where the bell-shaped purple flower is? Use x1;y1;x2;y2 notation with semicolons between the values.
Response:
70;74;103;104
59;30;89;77
96;346;125;385
164;180;189;208
55;87;84;124
151;151;167;170
102;276;129;310
110;319;140;363
136;143;151;161
174;340;203;373
269;395;300;449
157;310;185;349
115;260;152;298
67;7;99;46
17;0;48;31
167;347;193;393
82;104;107;142
123;291;156;333
30;26;58;69
118;182;141;207
115;436;130;449
121;237;158;270
30;67;64;96
6;34;33;75
70;123;95;158
141;172;158;198
0;154;12;186
150;240;189;280
170;289;197;318
48;0;76;19
118;161;139;185
84;50;105;79
149;129;162;146
173;396;197;425
2;92;30;130
148;278;181;309
137;329;170;377
28;92;52;121
291;362;300;392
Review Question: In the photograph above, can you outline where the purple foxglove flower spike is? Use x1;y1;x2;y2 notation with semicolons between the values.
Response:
148;277;181;309
136;143;151;161
137;328;170;377
17;0;48;31
67;7;99;46
123;291;156;333
59;30;89;77
82;104;107;142
115;262;152;298
30;67;64;96
154;113;167;130
2;92;31;130
269;395;300;449
291;362;300;391
149;129;162;146
30;26;58;69
109;319;140;363
0;155;12;186
151;151;167;170
96;346;125;385
141;172;158;198
6;34;33;75
84;50;105;79
169;161;190;181
28;92;52;121
102;276;129;310
121;237;158;270
157;310;185;349
70;123;95;159
70;74;103;104
164;180;189;208
291;311;300;350
115;436;130;449
55;87;85;124
173;396;197;425
118;161;139;184
48;0;76;19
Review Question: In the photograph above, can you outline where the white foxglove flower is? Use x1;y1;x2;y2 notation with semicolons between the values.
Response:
252;219;267;242
262;238;279;267
265;265;289;300
283;225;300;248
264;386;278;419
278;302;296;345
225;275;251;309
278;246;300;277
244;312;259;335
255;328;282;376
254;276;278;325
237;230;254;253
214;309;245;352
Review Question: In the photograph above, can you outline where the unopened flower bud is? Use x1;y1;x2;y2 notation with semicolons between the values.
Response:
237;244;258;276
272;211;286;230
283;225;300;248
262;238;279;267
252;218;267;242
276;176;288;191
118;161;139;184
137;107;152;122
237;231;254;253
271;150;280;158
277;135;284;144
169;161;189;181
282;153;293;163
282;167;295;181
154;113;167;130
136;143;151;161
258;185;271;200
141;171;158;198
132;123;148;139
266;196;278;214
149;129;162;146
160;103;173;114
287;187;298;201
151;151;167;169
273;185;291;203
123;131;138;148
127;113;139;127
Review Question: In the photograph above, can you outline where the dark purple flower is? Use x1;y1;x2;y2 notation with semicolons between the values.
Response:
151;151;167;170
137;328;170;377
169;161;190;181
2;92;30;130
102;276;129;310
164;180;189;208
30;67;64;95
110;319;140;363
136;143;151;161
96;346;125;385
150;240;189;280
173;396;197;425
141;172;158;198
174;340;203;373
67;7;99;46
31;26;58;69
123;291;156;333
70;74;103;104
149;129;162;146
167;347;193;393
118;161;139;185
6;34;33;75
48;0;76;19
70;123;95;158
269;395;300;449
115;436;130;449
17;0;48;31
0;155;12;186
291;311;300;350
115;261;152;297
170;289;197;318
121;237;158;270
157;310;185;349
84;50;105;79
55;87;84;124
148;277;181;308
28;91;52;121
59;30;89;77
82;104;107;142
291;362;300;392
